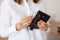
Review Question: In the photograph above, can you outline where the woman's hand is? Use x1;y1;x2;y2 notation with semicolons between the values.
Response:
16;16;33;31
37;20;48;31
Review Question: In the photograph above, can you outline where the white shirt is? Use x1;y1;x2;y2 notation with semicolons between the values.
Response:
0;0;50;40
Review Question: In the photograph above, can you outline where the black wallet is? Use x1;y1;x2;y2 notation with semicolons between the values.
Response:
29;11;51;30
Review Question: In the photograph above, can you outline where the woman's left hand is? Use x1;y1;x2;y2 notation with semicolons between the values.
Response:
37;20;48;31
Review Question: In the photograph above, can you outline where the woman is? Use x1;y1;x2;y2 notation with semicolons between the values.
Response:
0;0;50;40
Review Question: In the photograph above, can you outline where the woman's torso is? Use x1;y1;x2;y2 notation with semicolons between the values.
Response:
1;0;47;40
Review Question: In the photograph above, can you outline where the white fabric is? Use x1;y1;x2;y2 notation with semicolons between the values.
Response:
27;0;46;16
0;0;50;40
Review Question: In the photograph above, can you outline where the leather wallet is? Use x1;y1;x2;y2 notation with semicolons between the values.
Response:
29;10;51;30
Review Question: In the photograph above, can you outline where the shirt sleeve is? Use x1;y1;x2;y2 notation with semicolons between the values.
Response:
0;13;17;37
0;3;17;37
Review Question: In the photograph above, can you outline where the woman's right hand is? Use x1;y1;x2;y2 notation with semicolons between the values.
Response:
16;16;33;31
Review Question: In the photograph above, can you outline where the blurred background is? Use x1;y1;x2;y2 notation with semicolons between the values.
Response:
0;0;60;40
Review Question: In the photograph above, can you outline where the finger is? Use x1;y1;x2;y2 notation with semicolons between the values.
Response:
38;22;48;31
20;16;33;24
20;16;32;22
22;16;33;21
37;22;44;28
39;20;46;24
37;23;47;31
38;20;48;28
22;16;33;20
23;20;32;27
37;23;46;31
22;17;33;24
41;22;48;28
